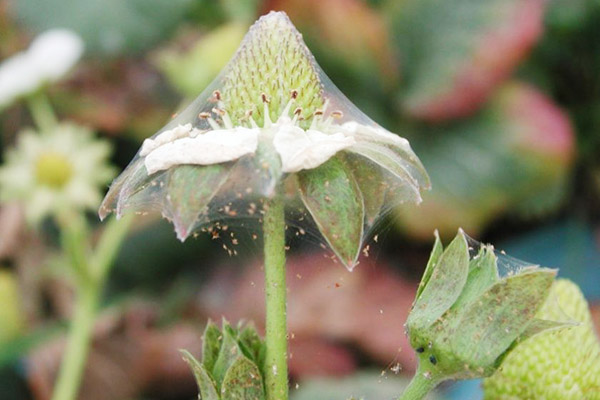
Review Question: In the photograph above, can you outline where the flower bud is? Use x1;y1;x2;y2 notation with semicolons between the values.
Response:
406;230;565;381
182;320;266;400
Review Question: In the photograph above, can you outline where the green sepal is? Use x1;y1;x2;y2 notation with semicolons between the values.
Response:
349;143;421;204
185;321;267;400
450;268;557;373
166;164;231;241
202;320;224;373
238;324;264;364
181;350;220;400
212;322;243;388
516;318;576;344
451;245;499;311
408;230;469;330
221;356;265;400
347;155;386;227
298;157;365;270
110;159;157;217
416;230;443;299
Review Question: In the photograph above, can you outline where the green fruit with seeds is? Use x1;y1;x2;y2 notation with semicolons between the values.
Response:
483;279;600;400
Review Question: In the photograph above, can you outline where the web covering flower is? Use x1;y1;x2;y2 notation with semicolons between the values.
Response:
100;11;429;270
0;123;115;223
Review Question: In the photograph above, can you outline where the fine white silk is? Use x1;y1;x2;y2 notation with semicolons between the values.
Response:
140;124;194;156
144;127;259;174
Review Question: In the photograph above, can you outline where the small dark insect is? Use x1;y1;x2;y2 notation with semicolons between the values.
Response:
429;355;437;365
416;347;425;353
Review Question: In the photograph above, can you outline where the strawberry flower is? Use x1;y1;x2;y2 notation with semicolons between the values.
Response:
100;12;429;270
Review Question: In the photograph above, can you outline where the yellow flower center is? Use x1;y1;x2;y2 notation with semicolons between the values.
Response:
35;152;73;188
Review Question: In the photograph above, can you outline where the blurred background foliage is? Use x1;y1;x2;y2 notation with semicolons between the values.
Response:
0;0;599;399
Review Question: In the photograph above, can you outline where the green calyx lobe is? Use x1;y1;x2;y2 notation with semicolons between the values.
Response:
183;320;266;400
298;157;365;270
406;230;568;381
220;11;325;127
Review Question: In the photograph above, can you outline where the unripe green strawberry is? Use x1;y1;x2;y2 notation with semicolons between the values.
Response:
483;279;600;400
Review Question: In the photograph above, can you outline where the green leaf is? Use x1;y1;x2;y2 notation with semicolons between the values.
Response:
396;82;572;239
298;157;365;270
202;321;223;373
221;356;265;400
451;246;499;311
15;0;192;56
407;231;469;330
0;323;61;368
416;230;443;299
450;268;557;371
387;0;544;120
212;324;242;388
181;350;220;400
165;165;231;240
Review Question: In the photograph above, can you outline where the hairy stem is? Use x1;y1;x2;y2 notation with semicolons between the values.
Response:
398;362;441;400
263;193;288;400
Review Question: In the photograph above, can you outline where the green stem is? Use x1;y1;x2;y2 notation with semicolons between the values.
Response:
51;215;132;400
26;91;57;132
90;214;134;282
263;193;288;400
51;281;99;400
398;362;441;400
59;212;90;283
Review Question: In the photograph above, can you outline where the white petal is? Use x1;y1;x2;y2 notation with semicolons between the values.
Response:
29;29;84;82
273;125;355;173
0;29;83;109
0;53;39;108
140;123;193;156
144;127;259;174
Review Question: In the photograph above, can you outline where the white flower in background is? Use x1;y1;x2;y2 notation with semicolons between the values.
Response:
0;29;84;109
0;123;115;224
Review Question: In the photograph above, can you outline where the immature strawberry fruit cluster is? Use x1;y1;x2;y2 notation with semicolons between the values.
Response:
483;279;600;400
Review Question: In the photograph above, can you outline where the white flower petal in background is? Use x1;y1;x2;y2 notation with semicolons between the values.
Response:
0;29;84;109
273;125;356;173
144;127;259;174
0;123;115;224
0;54;39;109
28;29;84;82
